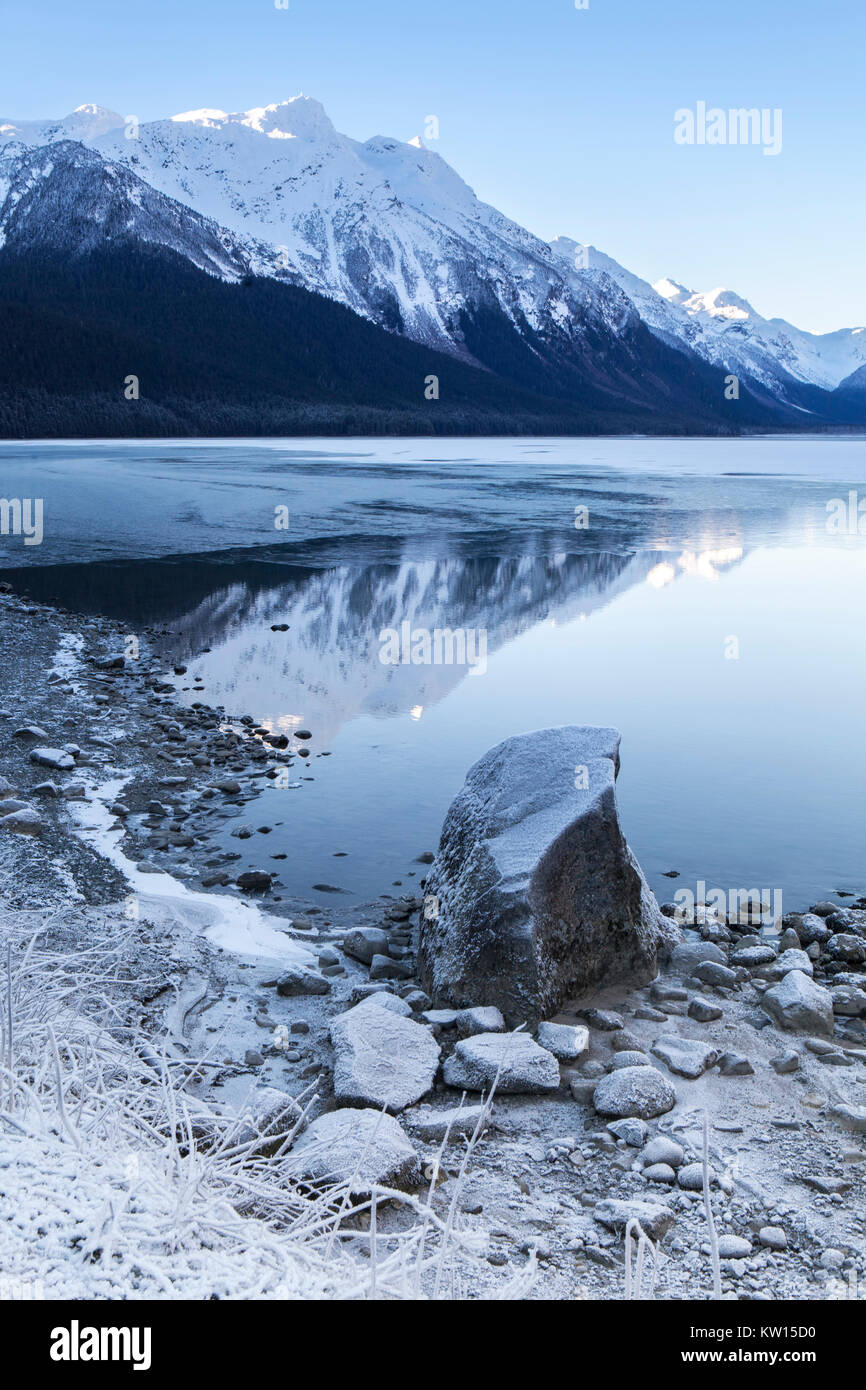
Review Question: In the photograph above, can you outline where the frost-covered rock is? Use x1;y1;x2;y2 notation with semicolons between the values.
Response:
442;1031;560;1094
342;927;390;965
29;746;75;771
592;1065;676;1119
593;1198;675;1241
831;985;866;1016
276;963;331;996
456;1006;506;1037
287;1108;421;1194
760;970;834;1037
404;1102;490;1143
718;1234;753;1259
762;948;813;980
641;1136;684;1169
670;940;727;977
609;1050;651;1069
0;806;42;835
651;1034;718;1079
606;1117;647;1147
330;998;440;1112
350;991;413;1017
419;727;669;1025
536;1021;589;1061
829;1103;866;1135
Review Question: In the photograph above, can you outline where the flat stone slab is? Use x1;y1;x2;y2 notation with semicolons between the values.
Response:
829;1103;866;1134
456;1006;505;1037
592;1065;676;1119
442;1031;560;1094
652;1034;719;1079
419;726;668;1026
404;1102;490;1143
593;1198;675;1241
287;1108;421;1194
28;746;75;771
330;999;440;1113
760;970;834;1038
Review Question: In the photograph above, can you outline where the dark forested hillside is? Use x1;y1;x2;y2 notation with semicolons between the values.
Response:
0;244;815;439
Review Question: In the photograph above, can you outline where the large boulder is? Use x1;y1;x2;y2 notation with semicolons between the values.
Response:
418;726;671;1026
329;998;441;1112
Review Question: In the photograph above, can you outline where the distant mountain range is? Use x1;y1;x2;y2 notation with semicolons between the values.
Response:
1;98;863;437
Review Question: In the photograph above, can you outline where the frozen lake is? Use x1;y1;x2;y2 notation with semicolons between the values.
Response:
2;434;866;908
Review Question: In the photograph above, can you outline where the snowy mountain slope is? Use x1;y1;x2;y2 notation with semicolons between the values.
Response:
656;281;866;392
0;139;259;276
0;103;127;146
0;98;644;369
549;238;865;395
0;96;860;421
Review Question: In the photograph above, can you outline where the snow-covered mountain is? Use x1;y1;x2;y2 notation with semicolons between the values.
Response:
1;95;862;420
549;239;865;397
0;102;127;146
78;97;641;363
0;138;256;277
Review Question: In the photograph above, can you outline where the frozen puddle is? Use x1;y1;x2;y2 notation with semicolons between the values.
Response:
70;776;316;966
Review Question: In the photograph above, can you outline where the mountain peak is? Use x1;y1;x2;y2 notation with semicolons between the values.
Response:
171;96;337;142
653;277;692;304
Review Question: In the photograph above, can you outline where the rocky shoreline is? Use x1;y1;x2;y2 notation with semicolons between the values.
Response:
2;582;866;1301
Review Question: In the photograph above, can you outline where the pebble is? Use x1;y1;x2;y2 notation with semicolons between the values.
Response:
593;1065;676;1120
583;1009;623;1032
688;996;723;1022
642;1136;685;1168
758;1226;788;1251
642;1162;676;1187
717;1052;754;1077
652;1034;718;1079
606;1117;647;1147
770;1051;800;1074
536;1020;589;1060
718;1235;753;1259
678;1162;714;1191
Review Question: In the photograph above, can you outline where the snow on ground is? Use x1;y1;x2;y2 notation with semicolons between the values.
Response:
69;774;316;965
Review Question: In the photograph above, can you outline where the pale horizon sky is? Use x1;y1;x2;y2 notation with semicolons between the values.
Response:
2;0;863;332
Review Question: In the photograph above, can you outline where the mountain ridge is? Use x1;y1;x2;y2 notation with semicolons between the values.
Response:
1;97;863;435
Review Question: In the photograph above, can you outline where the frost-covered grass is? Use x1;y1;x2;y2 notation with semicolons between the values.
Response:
0;915;529;1300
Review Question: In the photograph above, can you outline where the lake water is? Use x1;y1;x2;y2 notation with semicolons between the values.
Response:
2;435;866;909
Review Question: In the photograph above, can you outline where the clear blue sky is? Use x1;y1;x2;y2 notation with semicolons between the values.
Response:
2;0;863;331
